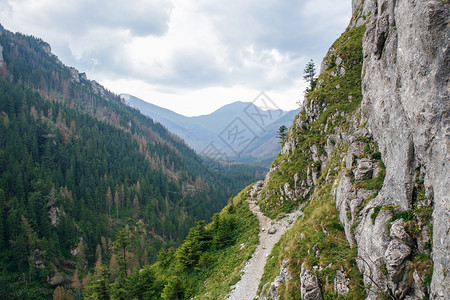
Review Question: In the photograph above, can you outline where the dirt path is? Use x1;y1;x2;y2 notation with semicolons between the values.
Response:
228;200;303;300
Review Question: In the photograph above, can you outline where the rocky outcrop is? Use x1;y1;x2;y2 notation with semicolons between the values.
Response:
260;259;293;300
357;0;449;298
334;267;350;295
0;45;3;67
49;206;63;226
253;1;446;299
300;266;322;300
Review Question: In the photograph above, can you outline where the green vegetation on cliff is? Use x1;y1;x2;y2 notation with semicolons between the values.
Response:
259;24;366;220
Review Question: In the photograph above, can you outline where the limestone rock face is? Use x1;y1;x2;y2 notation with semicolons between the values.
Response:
300;267;322;300
384;239;411;283
354;158;373;181
359;0;449;298
389;219;414;247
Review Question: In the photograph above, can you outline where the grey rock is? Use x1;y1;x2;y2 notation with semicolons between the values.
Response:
69;67;80;83
417;225;431;254
311;170;318;185
334;267;350;295
412;269;427;300
49;274;69;286
300;267;322;300
325;138;334;157
260;259;292;300
384;239;411;283
48;207;62;226
312;243;320;258
354;158;373;181
284;182;294;200
268;227;277;234
336;174;355;246
310;145;320;162
307;167;313;186
360;0;449;296
345;142;364;169
389;219;414;247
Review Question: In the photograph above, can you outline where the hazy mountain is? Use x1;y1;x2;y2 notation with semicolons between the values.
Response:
121;94;300;165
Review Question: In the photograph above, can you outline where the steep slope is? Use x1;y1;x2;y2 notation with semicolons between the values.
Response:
122;94;300;165
255;0;449;299
0;26;264;298
121;0;448;299
359;0;449;298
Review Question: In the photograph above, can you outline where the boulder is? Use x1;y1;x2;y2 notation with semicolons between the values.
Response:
300;267;322;300
354;158;373;181
334;267;350;295
384;239;411;283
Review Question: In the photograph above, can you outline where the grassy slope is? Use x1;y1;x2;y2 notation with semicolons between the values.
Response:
256;24;372;299
258;25;366;220
148;185;260;299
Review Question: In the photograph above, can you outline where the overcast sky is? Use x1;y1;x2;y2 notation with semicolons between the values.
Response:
0;0;351;116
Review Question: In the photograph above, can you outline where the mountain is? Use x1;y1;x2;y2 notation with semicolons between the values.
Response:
121;94;300;165
0;25;266;298
80;0;448;299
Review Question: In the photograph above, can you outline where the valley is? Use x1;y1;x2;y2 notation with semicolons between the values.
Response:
0;0;448;299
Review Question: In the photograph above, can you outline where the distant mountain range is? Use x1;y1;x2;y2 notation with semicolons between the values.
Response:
121;94;300;165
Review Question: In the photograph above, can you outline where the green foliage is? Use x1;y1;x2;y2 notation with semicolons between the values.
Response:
113;228;131;278
115;188;260;299
370;152;382;160
176;221;211;269
85;267;110;300
371;205;383;224
390;210;415;223
0;28;266;297
277;125;288;144
259;24;366;219
304;59;318;93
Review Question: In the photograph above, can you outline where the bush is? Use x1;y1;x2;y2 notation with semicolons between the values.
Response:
370;152;381;160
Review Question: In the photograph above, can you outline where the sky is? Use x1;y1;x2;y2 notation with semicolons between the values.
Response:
0;0;351;116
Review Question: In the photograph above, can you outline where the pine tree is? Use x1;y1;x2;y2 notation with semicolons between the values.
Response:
276;125;288;144
105;187;112;216
113;228;131;277
303;59;317;93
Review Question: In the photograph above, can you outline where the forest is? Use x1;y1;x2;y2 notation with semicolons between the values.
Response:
0;27;266;298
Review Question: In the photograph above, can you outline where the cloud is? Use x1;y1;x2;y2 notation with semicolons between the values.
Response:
3;0;173;37
0;0;351;95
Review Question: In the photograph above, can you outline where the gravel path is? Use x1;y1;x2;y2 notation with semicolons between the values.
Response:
228;200;303;300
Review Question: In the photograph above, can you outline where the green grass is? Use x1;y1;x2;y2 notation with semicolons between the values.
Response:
254;23;370;299
257;25;366;220
146;185;260;299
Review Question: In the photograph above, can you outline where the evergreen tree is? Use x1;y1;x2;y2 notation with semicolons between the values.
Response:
276;125;288;144
303;59;317;93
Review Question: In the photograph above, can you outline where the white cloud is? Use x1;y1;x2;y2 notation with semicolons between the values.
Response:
0;0;351;115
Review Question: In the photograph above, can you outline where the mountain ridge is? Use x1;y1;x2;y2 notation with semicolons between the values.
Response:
121;93;300;165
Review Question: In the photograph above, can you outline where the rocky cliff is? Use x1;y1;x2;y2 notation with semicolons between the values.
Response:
253;0;448;299
360;0;449;298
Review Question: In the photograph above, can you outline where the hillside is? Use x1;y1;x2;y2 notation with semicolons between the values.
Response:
1;0;448;298
121;94;300;165
83;0;449;299
0;25;265;298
